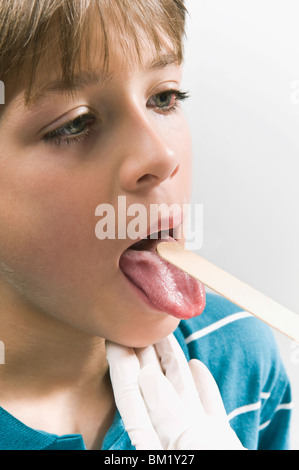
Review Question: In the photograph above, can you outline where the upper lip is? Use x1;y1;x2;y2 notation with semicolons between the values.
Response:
122;209;184;251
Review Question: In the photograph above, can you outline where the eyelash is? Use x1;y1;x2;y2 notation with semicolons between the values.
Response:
43;89;189;147
149;89;190;114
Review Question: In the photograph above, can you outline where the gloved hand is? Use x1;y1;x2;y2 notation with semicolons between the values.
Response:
106;334;246;450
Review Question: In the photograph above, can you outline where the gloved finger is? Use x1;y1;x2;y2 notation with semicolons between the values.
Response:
138;363;203;450
154;334;205;417
106;341;138;401
135;344;163;372
189;359;228;419
106;341;163;450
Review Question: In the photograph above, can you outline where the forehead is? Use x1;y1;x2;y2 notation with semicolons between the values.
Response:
18;3;183;105
30;52;180;102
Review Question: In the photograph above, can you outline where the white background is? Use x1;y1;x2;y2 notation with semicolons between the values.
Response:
182;0;299;449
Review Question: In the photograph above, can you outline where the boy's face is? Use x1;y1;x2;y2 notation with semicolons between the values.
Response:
0;26;192;347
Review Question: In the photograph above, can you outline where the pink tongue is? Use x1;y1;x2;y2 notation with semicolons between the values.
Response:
119;238;206;319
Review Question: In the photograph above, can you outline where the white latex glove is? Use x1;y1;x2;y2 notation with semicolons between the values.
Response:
106;334;246;450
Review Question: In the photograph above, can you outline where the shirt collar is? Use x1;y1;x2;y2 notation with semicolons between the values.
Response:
0;406;132;450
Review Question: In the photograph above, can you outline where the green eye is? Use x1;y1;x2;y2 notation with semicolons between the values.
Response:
155;92;173;108
63;116;89;135
147;89;189;113
44;113;95;146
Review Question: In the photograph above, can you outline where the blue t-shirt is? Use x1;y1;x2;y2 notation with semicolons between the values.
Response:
0;293;292;450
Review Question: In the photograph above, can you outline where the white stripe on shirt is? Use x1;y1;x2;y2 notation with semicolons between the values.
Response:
259;402;293;431
259;420;271;431
228;399;293;429
185;311;252;344
275;402;293;412
228;401;261;421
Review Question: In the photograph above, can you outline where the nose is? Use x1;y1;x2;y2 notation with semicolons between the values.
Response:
117;110;180;193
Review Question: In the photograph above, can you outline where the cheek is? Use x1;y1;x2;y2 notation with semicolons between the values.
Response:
183;127;193;181
0;158;114;295
172;119;193;199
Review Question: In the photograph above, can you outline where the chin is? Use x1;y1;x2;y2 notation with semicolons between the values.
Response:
106;314;181;349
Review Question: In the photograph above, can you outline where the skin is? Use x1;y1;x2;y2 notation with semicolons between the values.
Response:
0;22;193;449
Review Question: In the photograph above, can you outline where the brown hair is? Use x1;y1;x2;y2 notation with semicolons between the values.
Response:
0;0;187;103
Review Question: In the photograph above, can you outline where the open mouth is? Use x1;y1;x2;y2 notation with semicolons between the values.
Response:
119;227;206;320
125;228;177;251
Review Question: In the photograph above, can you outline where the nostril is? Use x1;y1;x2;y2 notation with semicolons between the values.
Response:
137;174;157;185
137;164;179;185
170;164;179;178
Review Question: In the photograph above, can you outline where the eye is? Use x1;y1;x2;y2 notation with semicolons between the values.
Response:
43;113;96;146
147;89;189;113
63;115;90;135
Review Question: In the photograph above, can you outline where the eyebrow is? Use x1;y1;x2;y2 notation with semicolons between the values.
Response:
30;52;180;103
145;52;180;71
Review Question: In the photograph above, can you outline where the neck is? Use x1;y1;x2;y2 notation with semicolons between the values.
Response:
0;281;115;449
0;287;107;391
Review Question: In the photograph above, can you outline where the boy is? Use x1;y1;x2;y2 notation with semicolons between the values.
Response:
0;0;292;450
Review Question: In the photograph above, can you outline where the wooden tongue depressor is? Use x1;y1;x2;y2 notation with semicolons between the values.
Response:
157;242;299;343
